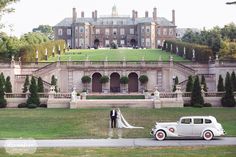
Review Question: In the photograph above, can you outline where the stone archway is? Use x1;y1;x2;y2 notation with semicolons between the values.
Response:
130;39;137;47
110;73;120;93
128;72;138;92
92;72;102;93
94;39;100;48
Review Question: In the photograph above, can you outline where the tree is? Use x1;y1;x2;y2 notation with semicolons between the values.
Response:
221;72;236;107
4;76;12;93
172;76;179;92
0;0;20;29
81;76;91;91
186;75;193;92
0;73;5;88
33;25;54;40
231;71;236;91
22;75;30;93
27;77;40;106
0;77;7;108
51;75;58;92
191;76;204;107
217;75;225;92
37;77;44;93
201;75;207;92
20;32;49;45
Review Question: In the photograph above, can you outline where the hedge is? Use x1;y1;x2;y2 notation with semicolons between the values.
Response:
19;40;66;62
162;40;213;62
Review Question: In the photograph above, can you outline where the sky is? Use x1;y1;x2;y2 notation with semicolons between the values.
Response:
1;0;236;37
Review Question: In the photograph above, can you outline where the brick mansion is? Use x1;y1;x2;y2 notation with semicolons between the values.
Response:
54;5;176;49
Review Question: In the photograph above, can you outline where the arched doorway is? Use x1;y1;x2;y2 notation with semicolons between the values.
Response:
130;39;137;47
92;73;102;93
110;73;120;93
94;39;100;48
128;73;138;92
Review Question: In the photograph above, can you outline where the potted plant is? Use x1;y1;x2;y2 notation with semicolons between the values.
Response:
81;76;91;92
120;76;129;93
100;75;109;93
139;75;149;91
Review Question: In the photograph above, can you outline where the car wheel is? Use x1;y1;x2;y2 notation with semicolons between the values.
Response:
155;130;166;141
203;130;213;140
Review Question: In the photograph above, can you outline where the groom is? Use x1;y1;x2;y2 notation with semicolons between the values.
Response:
110;108;117;128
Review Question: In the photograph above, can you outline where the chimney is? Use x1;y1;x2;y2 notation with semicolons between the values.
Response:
94;10;98;21
92;11;95;19
132;10;135;20
153;7;157;21
145;11;148;18
172;9;175;25
72;8;77;23
81;11;84;18
135;11;138;18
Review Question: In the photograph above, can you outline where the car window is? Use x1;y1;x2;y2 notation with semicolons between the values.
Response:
194;118;203;124
205;119;212;124
181;118;192;124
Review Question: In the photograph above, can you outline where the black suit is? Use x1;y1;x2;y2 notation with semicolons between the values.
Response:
110;110;117;128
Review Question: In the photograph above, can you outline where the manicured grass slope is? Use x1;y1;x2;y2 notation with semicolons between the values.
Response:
0;108;235;139
0;146;236;157
46;49;186;61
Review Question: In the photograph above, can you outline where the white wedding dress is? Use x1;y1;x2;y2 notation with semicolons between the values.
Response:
116;109;144;129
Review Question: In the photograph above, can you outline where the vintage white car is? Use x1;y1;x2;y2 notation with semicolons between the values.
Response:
150;116;225;141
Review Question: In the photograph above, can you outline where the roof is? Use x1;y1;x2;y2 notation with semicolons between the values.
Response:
55;17;175;27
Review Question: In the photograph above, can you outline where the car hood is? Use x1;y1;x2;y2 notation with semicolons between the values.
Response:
155;122;178;128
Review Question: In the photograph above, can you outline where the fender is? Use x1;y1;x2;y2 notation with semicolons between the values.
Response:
201;128;217;137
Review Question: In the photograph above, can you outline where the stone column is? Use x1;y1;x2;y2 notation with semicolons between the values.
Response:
122;57;126;67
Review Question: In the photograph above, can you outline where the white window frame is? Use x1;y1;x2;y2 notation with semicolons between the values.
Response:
105;29;110;35
96;29;100;34
120;28;125;35
67;29;71;35
58;29;63;36
130;28;134;34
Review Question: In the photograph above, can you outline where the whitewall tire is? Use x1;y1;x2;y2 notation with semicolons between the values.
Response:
203;130;213;140
155;130;166;141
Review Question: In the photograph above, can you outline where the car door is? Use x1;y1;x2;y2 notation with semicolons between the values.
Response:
192;118;204;136
177;118;193;136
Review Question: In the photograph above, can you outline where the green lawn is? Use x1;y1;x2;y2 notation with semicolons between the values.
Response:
45;49;186;61
0;146;236;157
0;108;235;139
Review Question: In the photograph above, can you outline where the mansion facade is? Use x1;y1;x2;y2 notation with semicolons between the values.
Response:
54;6;176;49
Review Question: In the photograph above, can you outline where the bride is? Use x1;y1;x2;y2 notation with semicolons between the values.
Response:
116;108;143;129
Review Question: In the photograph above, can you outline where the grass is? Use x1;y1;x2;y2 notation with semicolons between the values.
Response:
0;146;236;157
0;108;235;139
87;95;145;99
45;49;186;61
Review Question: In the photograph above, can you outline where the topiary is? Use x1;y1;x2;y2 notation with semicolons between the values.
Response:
204;103;212;107
0;99;7;108
27;104;37;109
120;76;129;84
100;76;109;84
18;103;27;108
39;104;47;108
191;76;204;107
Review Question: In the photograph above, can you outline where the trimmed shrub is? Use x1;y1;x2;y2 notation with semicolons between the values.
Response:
37;77;44;93
27;104;37;109
191;76;204;107
222;72;236;107
18;103;27;108
0;78;7;108
81;76;91;84
184;103;192;107
204;103;212;107
173;76;179;92
27;77;40;106
5;76;12;93
120;76;129;84
231;71;236;92
201;75;207;92
23;75;30;93
39;104;47;108
100;76;109;84
51;75;58;92
193;103;203;108
139;75;149;84
186;75;193;92
217;75;225;91
110;42;118;49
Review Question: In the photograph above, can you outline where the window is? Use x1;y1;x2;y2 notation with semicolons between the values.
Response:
205;119;212;124
95;29;100;34
75;26;78;33
105;29;110;35
67;39;71;47
58;29;63;36
141;26;145;33
120;28;125;35
146;38;150;47
194;118;203;124
75;38;78;48
79;26;84;33
67;29;71;35
181;118;192;124
113;29;117;35
105;40;110;46
79;38;84;47
113;40;117;44
169;28;173;35
130;28;134;34
120;40;125;45
146;26;150;33
157;29;161;35
163;28;167;35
